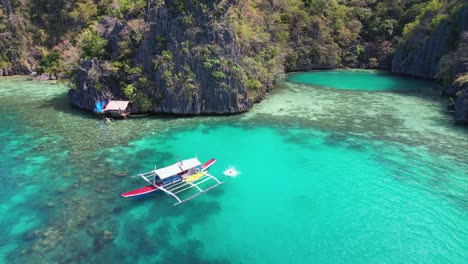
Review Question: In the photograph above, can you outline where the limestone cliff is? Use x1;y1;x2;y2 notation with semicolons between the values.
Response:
392;6;468;122
66;0;403;115
2;0;467;120
70;1;261;114
68;59;119;112
134;6;253;114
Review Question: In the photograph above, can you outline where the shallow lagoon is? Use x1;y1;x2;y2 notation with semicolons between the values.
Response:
288;69;440;91
0;71;467;263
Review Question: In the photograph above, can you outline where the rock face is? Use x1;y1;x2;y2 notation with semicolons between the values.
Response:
0;67;24;77
455;88;468;122
392;8;468;77
68;59;117;112
392;25;451;78
70;2;253;114
392;7;468;122
137;7;252;114
451;13;468;123
67;2;467;119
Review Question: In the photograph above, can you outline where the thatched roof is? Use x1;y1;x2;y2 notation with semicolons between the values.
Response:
104;101;130;111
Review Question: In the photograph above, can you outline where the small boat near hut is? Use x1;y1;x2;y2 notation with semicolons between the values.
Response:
121;158;222;205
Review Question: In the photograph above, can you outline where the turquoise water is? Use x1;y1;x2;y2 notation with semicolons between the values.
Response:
0;72;467;263
288;69;440;91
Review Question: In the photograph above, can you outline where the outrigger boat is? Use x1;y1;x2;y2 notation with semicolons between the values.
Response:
121;158;222;205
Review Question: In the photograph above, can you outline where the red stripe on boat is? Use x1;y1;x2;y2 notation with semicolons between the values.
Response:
202;158;216;171
121;185;158;198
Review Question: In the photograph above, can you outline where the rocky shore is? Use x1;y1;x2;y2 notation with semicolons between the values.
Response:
65;3;467;121
1;1;466;121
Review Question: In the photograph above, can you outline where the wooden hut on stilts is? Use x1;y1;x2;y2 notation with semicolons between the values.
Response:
102;101;131;118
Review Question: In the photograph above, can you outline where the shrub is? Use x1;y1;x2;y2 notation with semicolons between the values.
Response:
431;14;448;30
454;73;468;88
39;48;61;75
245;79;262;93
212;70;226;79
81;28;108;60
124;84;135;98
118;0;146;17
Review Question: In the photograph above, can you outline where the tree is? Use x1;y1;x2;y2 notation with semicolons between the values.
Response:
39;48;60;76
80;28;108;60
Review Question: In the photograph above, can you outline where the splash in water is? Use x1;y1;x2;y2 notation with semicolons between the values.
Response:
223;167;240;177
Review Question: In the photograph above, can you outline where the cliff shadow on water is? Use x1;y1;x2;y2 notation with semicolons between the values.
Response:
42;92;98;119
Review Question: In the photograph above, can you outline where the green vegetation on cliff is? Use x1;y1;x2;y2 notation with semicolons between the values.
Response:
0;0;466;115
0;0;459;72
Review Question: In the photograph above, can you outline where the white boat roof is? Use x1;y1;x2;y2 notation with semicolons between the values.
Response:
155;164;182;179
155;158;202;179
179;158;201;171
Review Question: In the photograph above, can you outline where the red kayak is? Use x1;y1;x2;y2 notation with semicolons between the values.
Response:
121;158;216;198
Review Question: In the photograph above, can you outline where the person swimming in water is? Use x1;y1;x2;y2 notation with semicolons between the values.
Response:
224;167;239;177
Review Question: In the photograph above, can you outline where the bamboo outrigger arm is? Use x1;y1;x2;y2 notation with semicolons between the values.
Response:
185;181;203;192
206;173;223;184
174;182;223;205
170;174;223;205
155;185;182;203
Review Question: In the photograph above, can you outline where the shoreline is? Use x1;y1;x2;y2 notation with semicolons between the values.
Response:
0;67;441;81
3;70;465;123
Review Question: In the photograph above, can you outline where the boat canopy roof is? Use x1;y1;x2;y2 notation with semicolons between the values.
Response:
155;158;202;179
179;158;201;171
155;165;182;179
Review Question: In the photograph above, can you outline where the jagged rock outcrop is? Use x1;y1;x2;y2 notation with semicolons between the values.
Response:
2;0;463;119
136;6;252;114
0;66;32;76
68;59;116;112
392;7;468;122
392;7;467;77
455;87;468;122
447;14;468;123
0;0;37;77
392;25;451;78
70;2;254;114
